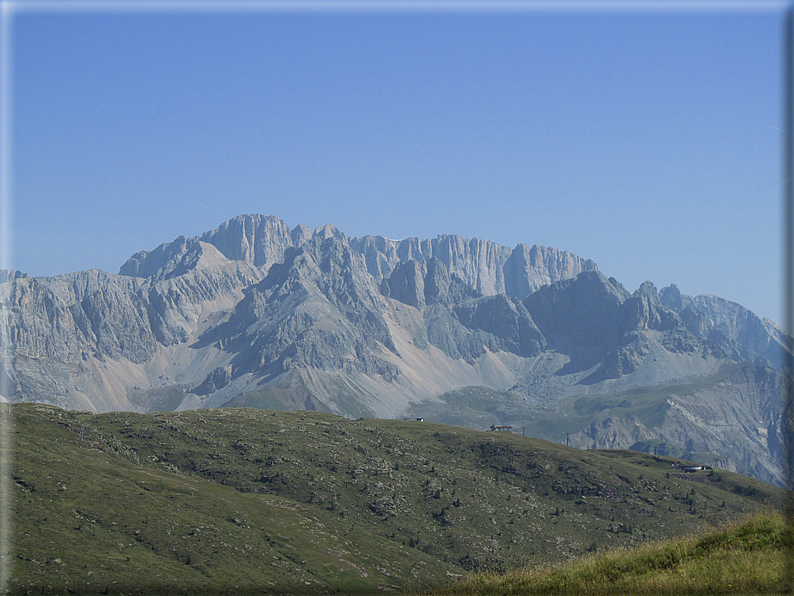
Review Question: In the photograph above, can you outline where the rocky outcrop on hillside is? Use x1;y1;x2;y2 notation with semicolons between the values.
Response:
1;214;790;486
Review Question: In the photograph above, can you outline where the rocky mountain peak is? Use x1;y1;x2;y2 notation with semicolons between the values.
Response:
659;283;684;311
120;215;307;280
291;224;312;246
120;215;599;307
0;269;28;283
622;281;680;332
119;235;190;278
313;223;346;241
633;280;658;299
198;214;298;270
504;244;599;298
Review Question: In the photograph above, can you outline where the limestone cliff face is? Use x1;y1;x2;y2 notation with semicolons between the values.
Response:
142;253;264;346
8;251;264;363
2;249;262;410
660;285;788;368
206;236;399;383
4;215;592;413
504;243;596;298
198;214;296;269
0;270;27;283
453;294;546;359
349;234;597;301
122;215;596;302
523;271;629;355
121;215;302;279
385;260;426;309
7;270;153;365
523;274;736;383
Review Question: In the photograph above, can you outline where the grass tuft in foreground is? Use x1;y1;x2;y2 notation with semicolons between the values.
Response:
420;510;793;595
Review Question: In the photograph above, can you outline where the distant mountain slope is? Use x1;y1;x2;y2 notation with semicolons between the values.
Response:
0;214;790;485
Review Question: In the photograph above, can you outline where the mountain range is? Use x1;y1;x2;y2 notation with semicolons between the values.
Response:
1;214;790;485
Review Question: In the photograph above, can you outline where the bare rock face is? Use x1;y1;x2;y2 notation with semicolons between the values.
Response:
0;270;27;283
453;295;546;358
142;256;264;346
313;223;346;241
621;281;680;333
422;258;480;307
431;236;512;296
198;214;299;270
571;362;787;486
2;253;263;410
348;235;597;301
123;215;597;303
504;244;597;298
3;270;158;410
379;257;545;361
422;258;451;306
387;260;426;309
660;284;789;368
202;236;400;384
524;274;747;385
7;270;155;365
523;271;629;354
121;215;308;279
421;294;545;364
119;235;193;279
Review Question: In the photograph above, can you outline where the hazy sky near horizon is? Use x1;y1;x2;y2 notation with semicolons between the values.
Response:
7;2;787;323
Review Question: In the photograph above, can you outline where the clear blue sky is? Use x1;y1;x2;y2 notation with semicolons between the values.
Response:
6;2;787;323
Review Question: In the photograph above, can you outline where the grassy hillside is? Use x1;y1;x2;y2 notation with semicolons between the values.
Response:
4;403;787;594
417;510;793;595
